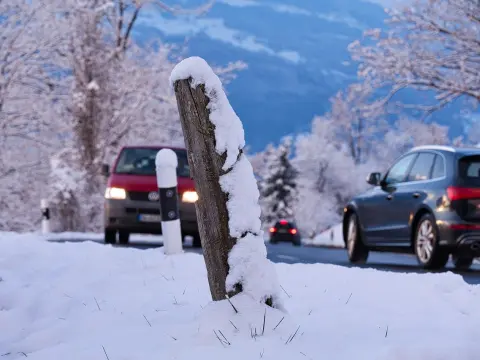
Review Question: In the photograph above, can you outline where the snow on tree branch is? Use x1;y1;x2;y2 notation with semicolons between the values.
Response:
348;0;480;116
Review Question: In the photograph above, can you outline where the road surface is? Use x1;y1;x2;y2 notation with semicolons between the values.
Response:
49;237;480;285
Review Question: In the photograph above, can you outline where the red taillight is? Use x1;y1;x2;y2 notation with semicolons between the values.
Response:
269;227;277;233
279;219;288;225
290;228;297;235
446;186;480;201
449;224;480;230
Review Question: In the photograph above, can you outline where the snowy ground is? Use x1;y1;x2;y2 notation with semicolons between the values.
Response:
302;223;345;248
2;232;480;359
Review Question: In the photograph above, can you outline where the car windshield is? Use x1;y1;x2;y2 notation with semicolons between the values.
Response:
274;221;295;229
114;147;190;178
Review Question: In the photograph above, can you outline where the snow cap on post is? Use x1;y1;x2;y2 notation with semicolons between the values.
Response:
155;148;178;189
170;56;283;309
169;56;245;171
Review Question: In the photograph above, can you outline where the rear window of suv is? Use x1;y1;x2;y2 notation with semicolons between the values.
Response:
457;155;480;185
114;147;191;177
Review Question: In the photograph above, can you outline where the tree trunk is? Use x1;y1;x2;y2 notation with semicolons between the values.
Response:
172;78;239;301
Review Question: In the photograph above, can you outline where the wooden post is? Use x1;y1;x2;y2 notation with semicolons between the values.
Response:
172;79;239;301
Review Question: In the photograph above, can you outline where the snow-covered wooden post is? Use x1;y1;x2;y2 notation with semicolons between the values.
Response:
40;199;50;234
155;149;183;255
170;57;282;308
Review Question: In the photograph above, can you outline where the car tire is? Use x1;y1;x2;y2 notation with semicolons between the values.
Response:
345;213;369;264
105;229;116;245
118;231;130;245
452;254;473;271
191;232;202;248
292;238;301;246
414;213;449;270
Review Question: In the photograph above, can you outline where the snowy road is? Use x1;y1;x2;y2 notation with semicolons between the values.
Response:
49;237;480;285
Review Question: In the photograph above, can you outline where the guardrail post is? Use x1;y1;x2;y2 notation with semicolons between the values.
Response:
155;149;183;255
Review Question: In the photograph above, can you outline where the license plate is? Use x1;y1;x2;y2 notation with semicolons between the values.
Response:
278;229;287;233
138;214;162;223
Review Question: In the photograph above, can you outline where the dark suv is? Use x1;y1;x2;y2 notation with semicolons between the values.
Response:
343;145;480;270
269;220;301;246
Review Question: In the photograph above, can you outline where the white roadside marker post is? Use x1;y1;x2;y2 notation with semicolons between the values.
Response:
40;199;50;235
155;149;183;255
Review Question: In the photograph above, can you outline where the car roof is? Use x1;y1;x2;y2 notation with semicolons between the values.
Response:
409;145;480;156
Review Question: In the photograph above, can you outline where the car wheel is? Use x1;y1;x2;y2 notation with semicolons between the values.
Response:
191;232;202;248
452;254;473;271
118;231;130;245
105;229;116;244
414;213;449;270
292;237;301;246
346;213;369;264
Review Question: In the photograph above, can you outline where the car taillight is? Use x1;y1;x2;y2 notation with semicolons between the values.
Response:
279;219;288;225
449;224;480;230
269;227;277;233
447;186;480;201
290;229;297;234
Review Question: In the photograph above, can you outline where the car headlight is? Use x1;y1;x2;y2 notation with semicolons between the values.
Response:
182;191;198;203
105;187;126;200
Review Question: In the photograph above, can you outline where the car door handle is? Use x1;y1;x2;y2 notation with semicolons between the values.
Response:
386;194;393;200
413;192;420;198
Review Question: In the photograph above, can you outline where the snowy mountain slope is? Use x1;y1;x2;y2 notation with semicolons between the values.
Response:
133;0;464;151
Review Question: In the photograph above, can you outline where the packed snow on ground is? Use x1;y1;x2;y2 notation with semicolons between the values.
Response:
303;223;345;248
1;232;479;360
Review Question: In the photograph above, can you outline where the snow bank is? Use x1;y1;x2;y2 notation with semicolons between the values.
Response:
1;233;479;359
170;57;281;307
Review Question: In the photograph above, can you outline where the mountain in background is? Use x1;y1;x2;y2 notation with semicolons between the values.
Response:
133;0;469;151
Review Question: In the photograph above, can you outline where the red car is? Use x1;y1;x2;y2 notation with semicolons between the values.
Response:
102;145;200;247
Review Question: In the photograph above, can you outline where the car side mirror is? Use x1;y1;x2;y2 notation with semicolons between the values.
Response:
366;172;381;186
101;163;110;177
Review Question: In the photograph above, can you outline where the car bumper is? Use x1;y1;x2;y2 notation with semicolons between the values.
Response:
270;233;299;242
437;220;480;256
104;198;198;234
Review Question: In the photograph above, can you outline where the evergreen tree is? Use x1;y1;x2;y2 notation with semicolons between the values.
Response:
259;137;298;225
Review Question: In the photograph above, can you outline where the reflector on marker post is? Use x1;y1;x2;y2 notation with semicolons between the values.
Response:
41;199;50;234
155;149;183;255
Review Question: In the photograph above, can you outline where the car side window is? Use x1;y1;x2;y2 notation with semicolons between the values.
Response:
431;155;445;179
384;153;417;185
406;152;436;182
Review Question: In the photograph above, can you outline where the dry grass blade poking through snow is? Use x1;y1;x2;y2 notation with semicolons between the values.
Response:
170;56;282;309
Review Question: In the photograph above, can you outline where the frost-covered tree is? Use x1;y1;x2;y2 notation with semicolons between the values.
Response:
330;83;385;164
348;0;480;117
47;0;245;232
0;0;64;231
293;117;373;236
378;117;452;169
259;137;298;225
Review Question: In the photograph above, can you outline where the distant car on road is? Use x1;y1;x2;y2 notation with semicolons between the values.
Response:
269;219;301;246
102;146;200;247
343;145;480;270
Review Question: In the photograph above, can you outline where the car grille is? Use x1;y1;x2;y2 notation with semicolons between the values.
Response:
128;191;158;202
